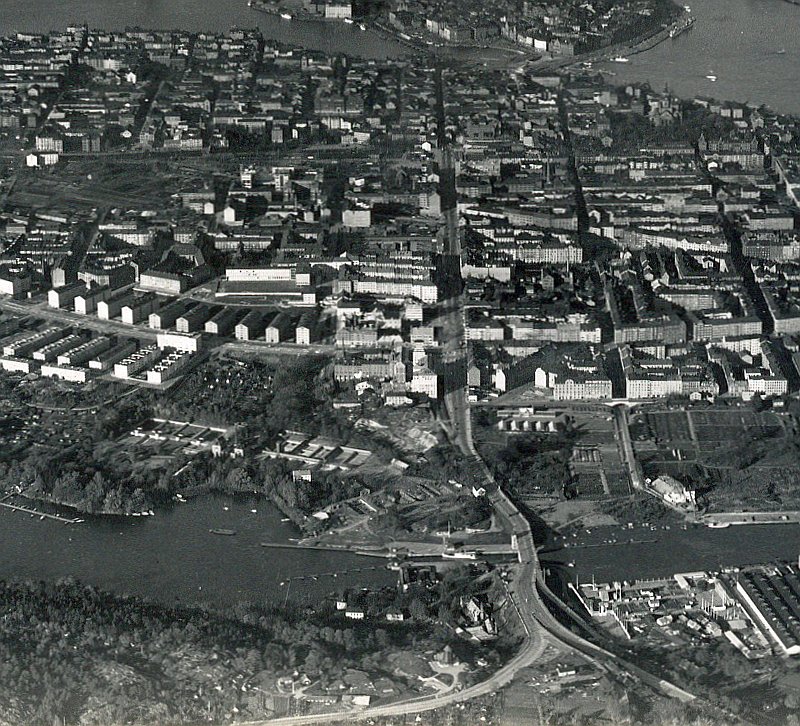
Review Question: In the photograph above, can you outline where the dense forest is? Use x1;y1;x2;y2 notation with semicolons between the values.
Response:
0;573;512;726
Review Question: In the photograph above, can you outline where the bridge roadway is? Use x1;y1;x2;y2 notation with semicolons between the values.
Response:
436;292;705;706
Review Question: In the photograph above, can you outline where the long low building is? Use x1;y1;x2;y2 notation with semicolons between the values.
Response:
0;356;33;373
205;307;244;336
731;566;800;656
40;364;91;383
48;282;86;309
98;290;136;320
57;337;112;366
156;331;202;352
121;293;160;325
89;341;138;371
146;349;195;384
3;327;66;358
113;345;161;379
32;334;84;362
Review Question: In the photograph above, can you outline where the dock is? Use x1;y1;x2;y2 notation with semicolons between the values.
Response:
0;500;82;524
260;541;392;558
279;564;387;585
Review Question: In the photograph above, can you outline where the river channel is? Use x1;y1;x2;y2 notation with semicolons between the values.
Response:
539;520;800;583
0;494;393;607
596;0;800;115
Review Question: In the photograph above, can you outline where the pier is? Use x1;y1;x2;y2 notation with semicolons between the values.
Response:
278;565;388;585
0;500;82;524
260;541;392;558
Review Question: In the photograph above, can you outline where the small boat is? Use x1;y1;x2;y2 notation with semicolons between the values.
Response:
39;515;45;520
223;506;229;511
280;12;292;20
280;517;290;522
358;23;366;30
343;17;353;24
250;509;257;513
442;551;477;560
777;48;787;55
611;56;629;63
209;528;237;536
707;522;729;528
706;74;717;81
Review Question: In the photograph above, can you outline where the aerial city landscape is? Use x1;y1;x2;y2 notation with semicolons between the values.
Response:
2;0;800;724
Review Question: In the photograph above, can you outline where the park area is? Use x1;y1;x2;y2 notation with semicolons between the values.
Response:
473;405;631;508
631;404;800;512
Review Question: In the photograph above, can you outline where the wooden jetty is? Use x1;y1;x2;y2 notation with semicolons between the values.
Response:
0;500;82;524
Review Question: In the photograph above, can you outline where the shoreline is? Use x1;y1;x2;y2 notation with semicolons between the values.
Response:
531;7;689;72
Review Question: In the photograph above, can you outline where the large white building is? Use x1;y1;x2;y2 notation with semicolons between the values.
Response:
156;332;202;352
408;366;439;399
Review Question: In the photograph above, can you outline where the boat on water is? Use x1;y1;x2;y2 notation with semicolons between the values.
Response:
777;48;787;55
280;12;292;20
209;528;237;536
442;550;477;560
670;15;695;38
344;17;353;24
706;74;717;82
611;56;630;63
358;23;366;30
707;521;730;528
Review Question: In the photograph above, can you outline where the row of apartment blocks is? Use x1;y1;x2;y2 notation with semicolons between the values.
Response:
45;280;322;345
480;334;794;402
0;316;205;385
467;312;602;344
0;321;129;382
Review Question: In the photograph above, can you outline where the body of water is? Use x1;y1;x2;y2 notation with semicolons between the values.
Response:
541;521;800;583
597;0;800;115
0;494;393;607
0;0;406;58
